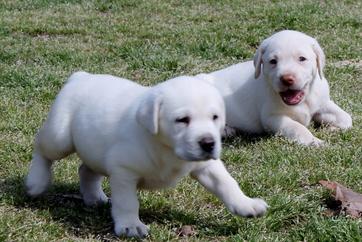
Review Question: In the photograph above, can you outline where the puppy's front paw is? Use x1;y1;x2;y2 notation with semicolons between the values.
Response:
298;136;324;147
337;114;353;130
115;219;149;238
310;137;325;147
327;120;352;131
228;197;268;217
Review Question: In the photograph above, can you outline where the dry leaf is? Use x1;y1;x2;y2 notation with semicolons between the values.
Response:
176;225;196;237
319;180;362;218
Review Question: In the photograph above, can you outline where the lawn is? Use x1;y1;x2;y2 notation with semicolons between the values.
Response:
0;0;361;241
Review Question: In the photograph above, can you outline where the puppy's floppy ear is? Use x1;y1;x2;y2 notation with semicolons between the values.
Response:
311;39;326;80
136;89;162;134
253;40;267;79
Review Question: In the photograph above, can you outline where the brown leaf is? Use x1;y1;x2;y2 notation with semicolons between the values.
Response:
319;180;362;218
319;180;338;191
176;225;196;237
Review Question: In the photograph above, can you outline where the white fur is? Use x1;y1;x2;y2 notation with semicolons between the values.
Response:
197;30;352;146
26;72;268;238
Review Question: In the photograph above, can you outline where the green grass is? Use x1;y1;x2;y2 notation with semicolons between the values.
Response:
1;0;361;241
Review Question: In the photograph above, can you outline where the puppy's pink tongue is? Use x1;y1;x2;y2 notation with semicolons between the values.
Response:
280;90;304;105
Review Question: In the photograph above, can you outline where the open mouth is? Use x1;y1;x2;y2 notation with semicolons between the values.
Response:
279;89;305;105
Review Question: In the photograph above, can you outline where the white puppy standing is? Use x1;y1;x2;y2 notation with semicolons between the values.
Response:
197;30;352;146
26;72;268;238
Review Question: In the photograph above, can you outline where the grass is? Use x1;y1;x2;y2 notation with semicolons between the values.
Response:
0;0;361;241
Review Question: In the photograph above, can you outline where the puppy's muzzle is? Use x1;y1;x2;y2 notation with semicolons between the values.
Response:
198;136;215;153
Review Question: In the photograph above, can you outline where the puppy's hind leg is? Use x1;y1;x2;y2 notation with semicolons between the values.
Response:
26;151;53;197
26;130;73;197
79;164;108;206
26;101;75;196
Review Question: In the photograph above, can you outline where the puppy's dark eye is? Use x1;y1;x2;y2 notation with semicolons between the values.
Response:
175;116;190;125
213;115;218;121
269;59;277;65
299;56;307;62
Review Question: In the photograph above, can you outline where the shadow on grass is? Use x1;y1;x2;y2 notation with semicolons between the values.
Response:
221;122;333;148
2;175;243;239
222;130;271;147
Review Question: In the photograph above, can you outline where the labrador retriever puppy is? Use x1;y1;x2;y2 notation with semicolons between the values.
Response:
26;72;268;238
197;30;352;146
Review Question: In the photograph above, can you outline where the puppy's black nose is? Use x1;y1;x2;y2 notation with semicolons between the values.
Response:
198;136;215;153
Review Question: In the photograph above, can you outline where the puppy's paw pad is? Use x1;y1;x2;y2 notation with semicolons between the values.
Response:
115;221;149;238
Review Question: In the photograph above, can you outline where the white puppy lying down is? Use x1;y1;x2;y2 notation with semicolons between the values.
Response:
197;30;352;146
26;72;268;238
